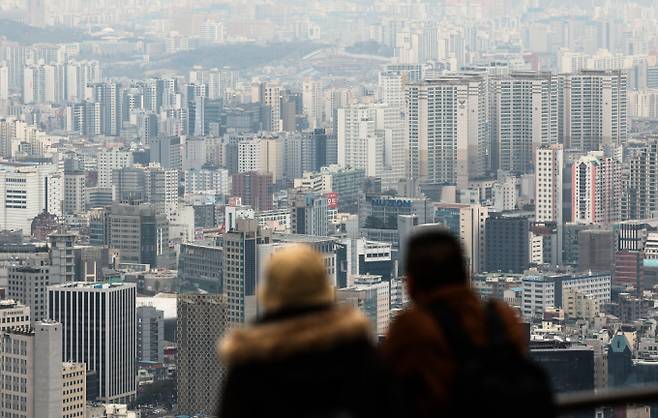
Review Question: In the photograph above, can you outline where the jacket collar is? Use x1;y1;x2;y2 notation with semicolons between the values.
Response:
219;306;372;366
413;284;479;308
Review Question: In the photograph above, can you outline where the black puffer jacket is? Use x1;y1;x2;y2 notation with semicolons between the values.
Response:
217;305;401;418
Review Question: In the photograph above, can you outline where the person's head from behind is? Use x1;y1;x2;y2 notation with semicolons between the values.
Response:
259;244;334;316
405;225;468;302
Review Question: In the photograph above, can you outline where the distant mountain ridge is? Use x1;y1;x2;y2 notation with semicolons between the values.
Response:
147;41;326;71
0;19;91;44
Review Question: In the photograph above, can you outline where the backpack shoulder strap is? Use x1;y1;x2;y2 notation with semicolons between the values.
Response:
425;300;478;359
484;300;516;350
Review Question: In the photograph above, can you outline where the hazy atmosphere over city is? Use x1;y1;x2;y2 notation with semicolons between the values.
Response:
4;0;658;417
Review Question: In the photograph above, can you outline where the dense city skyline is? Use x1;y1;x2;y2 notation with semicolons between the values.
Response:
2;0;658;417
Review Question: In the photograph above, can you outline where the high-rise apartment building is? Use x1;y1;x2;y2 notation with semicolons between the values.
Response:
303;78;324;129
97;147;133;189
337;104;405;186
625;140;658;220
144;164;179;222
89;82;122;136
405;75;487;189
535;145;564;265
492;72;559;174
63;159;86;215
65;60;101;102
236;137;282;183
176;293;228;416
48;282;137;403
23;63;66;105
184;168;230;195
260;82;281;132
562;70;627;151
572;151;622;225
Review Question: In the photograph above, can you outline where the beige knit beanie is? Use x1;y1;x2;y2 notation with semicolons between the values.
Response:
259;244;335;314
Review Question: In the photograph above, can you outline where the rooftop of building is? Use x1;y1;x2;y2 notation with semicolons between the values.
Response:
272;232;335;243
522;271;612;282
0;243;48;253
10;265;48;273
51;281;135;290
0;299;23;309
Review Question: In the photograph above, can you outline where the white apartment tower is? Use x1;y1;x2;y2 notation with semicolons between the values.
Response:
405;76;487;189
562;70;627;152
492;72;559;174
535;144;564;265
97;147;133;189
262;83;282;132
63;170;86;215
303;77;324;129
236;137;283;183
337;104;405;187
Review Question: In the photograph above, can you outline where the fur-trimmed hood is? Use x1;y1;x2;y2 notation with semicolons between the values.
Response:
219;306;372;366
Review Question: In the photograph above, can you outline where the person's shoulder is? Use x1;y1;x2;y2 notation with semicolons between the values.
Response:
487;300;527;353
219;306;372;367
488;299;522;326
382;306;442;351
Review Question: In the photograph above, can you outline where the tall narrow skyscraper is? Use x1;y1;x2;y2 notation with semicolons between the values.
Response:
223;219;263;325
572;150;622;226
176;293;228;416
90;82;122;136
48;282;137;404
303;77;324;129
0;321;63;418
625;140;658;220
535;144;564;265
